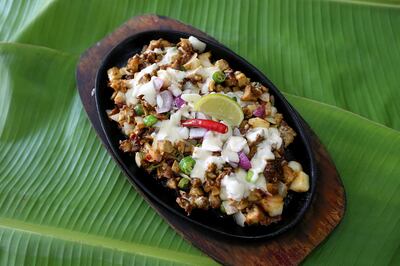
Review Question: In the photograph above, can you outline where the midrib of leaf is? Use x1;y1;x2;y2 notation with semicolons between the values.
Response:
0;217;215;266
328;0;400;8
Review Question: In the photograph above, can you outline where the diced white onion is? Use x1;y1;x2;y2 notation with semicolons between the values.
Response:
189;128;207;139
260;92;270;102
135;152;142;167
222;201;238;215
233;212;246;227
188;36;206;52
180;93;202;104
152;77;164;90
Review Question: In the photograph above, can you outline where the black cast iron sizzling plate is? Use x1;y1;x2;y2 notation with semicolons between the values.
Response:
95;30;317;240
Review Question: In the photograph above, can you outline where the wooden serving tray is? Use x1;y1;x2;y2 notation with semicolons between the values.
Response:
76;14;346;266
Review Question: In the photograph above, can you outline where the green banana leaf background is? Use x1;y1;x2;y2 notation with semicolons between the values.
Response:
1;0;400;265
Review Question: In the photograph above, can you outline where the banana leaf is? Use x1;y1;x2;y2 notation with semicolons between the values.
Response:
0;0;399;265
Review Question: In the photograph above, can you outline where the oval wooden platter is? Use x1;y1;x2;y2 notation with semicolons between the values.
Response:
76;14;346;266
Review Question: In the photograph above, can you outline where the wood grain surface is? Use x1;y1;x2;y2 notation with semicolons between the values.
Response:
76;14;346;266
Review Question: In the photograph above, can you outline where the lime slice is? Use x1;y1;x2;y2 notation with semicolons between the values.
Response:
194;94;244;126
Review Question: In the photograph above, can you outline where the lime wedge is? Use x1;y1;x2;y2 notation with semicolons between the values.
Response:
194;94;244;126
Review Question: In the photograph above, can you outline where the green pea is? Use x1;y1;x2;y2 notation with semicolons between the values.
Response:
179;156;196;175
134;104;144;115
246;170;254;183
143;115;158;127
212;71;226;83
178;177;191;189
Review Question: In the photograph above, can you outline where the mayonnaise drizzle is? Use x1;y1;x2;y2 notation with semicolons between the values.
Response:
246;127;282;182
154;106;190;143
220;168;267;202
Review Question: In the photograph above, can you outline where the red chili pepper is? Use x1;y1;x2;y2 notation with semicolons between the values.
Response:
181;119;228;134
